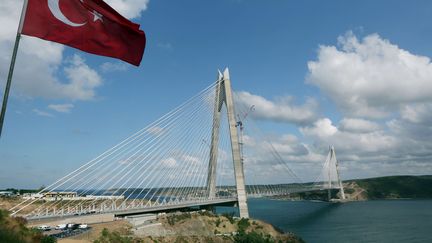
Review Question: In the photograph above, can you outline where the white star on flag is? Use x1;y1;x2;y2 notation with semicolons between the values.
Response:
92;10;103;22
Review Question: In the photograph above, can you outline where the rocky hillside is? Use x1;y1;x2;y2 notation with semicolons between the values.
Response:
68;210;304;243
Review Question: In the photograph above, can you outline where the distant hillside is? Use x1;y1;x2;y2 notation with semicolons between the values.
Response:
274;175;432;201
349;175;432;199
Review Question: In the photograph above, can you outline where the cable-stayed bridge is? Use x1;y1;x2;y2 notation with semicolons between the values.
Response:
9;69;346;220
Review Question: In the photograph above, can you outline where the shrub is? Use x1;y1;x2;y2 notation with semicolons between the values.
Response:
237;218;250;232
167;215;175;226
233;230;274;243
0;209;57;243
222;212;235;224
215;218;221;227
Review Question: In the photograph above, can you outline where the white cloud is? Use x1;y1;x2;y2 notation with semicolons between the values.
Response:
387;106;432;143
300;118;337;138
399;103;432;124
339;118;380;133
0;1;21;42
105;0;150;19
32;109;53;117
242;132;324;183
48;104;74;113
307;32;432;118
63;55;103;100
299;31;432;178
100;62;128;72
301;118;397;153
235;91;318;125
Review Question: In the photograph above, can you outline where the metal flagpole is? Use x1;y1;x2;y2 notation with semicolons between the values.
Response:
0;0;28;137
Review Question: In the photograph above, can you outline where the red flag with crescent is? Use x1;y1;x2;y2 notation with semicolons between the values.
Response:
21;0;146;66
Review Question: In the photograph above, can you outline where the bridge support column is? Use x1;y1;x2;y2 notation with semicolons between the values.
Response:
332;147;346;200
206;68;249;218
328;146;346;200
207;72;223;199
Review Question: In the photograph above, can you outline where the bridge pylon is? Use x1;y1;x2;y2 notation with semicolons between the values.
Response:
327;146;346;200
206;68;249;218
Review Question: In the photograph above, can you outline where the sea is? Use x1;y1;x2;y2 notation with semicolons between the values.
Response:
217;198;432;243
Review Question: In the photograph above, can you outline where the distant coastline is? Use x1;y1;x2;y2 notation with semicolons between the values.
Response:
271;175;432;201
2;175;432;203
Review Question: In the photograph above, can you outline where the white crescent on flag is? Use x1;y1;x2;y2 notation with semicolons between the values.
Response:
47;0;87;27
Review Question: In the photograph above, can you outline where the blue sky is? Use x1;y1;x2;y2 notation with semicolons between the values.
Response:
1;0;432;188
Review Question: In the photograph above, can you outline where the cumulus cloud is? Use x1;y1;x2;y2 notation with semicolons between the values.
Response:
105;0;150;19
339;118;380;133
145;31;432;182
300;118;337;139
399;103;432;125
235;91;318;125
301;118;397;153
48;104;74;113
387;104;432;143
307;32;432;118
297;31;432;178
240;130;326;183
63;55;103;100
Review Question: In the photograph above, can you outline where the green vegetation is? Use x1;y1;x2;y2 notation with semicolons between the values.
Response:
0;209;56;243
215;217;222;227
222;212;235;224
234;218;303;243
237;218;250;232
233;230;274;243
353;175;432;199
289;189;339;201
1;186;45;195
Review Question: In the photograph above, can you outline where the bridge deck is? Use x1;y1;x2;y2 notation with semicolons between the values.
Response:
114;198;238;217
26;197;239;221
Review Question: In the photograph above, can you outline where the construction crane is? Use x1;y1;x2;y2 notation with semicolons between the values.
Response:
236;105;255;163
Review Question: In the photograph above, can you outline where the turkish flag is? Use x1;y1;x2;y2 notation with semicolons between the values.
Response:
21;0;146;66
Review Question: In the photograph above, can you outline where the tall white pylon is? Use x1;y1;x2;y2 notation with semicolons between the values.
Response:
327;146;346;200
207;68;249;218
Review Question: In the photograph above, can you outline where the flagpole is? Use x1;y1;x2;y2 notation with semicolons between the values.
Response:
0;0;28;138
